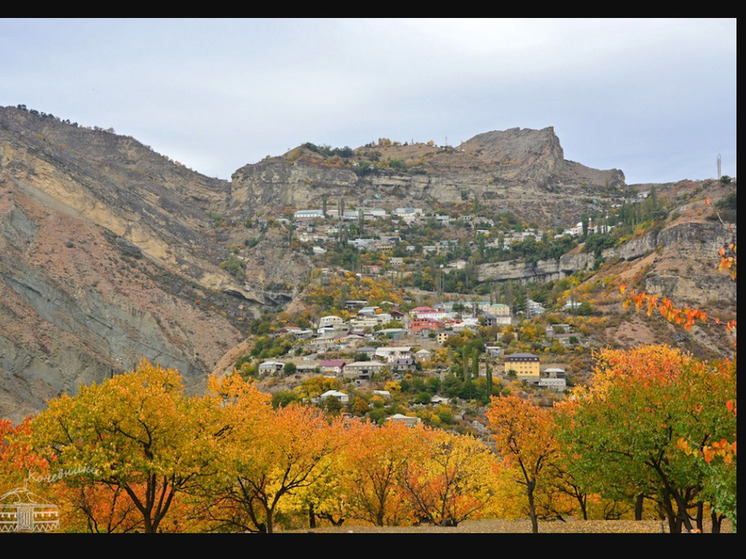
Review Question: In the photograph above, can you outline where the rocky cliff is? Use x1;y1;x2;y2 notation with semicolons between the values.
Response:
229;127;626;227
477;220;735;300
0;106;312;422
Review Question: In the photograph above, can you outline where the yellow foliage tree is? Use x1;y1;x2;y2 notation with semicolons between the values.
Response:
30;360;218;533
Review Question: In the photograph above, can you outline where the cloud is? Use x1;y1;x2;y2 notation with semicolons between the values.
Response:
0;18;736;184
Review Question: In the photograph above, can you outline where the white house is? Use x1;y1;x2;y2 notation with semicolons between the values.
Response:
538;378;567;392
374;346;412;362
319;390;350;404
319;360;346;375
319;315;344;329
294;209;325;221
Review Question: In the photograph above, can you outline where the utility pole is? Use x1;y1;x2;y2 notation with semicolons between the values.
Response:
717;154;722;179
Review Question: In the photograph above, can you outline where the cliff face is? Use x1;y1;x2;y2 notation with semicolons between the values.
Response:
0;178;249;421
0;106;307;422
478;220;734;295
229;127;626;227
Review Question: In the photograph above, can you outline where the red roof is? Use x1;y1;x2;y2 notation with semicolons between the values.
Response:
319;360;346;367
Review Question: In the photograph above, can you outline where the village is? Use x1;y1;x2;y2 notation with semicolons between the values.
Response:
241;293;581;431
223;195;651;431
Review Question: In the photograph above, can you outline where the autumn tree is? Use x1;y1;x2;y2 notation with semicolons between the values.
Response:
615;200;736;531
198;375;345;533
398;428;498;526
340;419;420;526
1;417;49;496
675;357;737;532
287;442;352;529
485;394;559;533
30;360;217;533
554;345;736;533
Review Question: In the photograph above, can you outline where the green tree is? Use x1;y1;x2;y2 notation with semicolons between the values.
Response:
554;345;736;533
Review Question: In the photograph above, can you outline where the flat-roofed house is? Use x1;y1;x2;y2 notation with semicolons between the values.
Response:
343;360;387;380
504;353;540;380
258;361;285;375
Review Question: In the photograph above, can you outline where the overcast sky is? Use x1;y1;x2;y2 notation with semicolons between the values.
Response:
0;18;736;185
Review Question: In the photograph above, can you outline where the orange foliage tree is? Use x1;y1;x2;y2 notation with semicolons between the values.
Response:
616;199;736;530
1;417;50;496
196;374;345;533
339;419;420;527
485;394;559;533
398;428;499;526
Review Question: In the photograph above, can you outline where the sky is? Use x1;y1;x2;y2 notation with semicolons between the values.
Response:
0;18;737;185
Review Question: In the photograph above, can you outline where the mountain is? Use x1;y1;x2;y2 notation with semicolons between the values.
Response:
0;105;736;423
228;126;626;228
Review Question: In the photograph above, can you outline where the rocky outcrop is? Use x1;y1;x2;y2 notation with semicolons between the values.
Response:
635;221;736;307
229;127;626;227
476;220;735;304
477;252;596;284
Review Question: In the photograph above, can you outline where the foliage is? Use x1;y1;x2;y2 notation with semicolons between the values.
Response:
399;429;498;526
303;269;407;316
1;417;49;495
30;360;219;533
485;394;559;533
198;387;345;533
219;253;245;281
554;345;736;533
339;420;419;526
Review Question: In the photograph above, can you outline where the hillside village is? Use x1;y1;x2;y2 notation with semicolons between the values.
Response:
222;193;659;435
208;169;737;439
0;105;735;431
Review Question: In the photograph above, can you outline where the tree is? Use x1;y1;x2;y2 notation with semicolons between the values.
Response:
30;360;218;533
201;387;344;533
617;201;736;531
341;419;419;526
485;394;559;533
399;429;498;526
675;357;737;532
554;345;736;533
1;417;50;495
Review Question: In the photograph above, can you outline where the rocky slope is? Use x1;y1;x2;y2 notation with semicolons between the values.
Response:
228;126;626;227
0;105;736;423
0;106;312;422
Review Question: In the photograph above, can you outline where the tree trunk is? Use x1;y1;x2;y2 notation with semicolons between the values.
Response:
695;502;704;533
526;480;539;534
634;494;644;520
308;503;316;529
710;511;723;534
